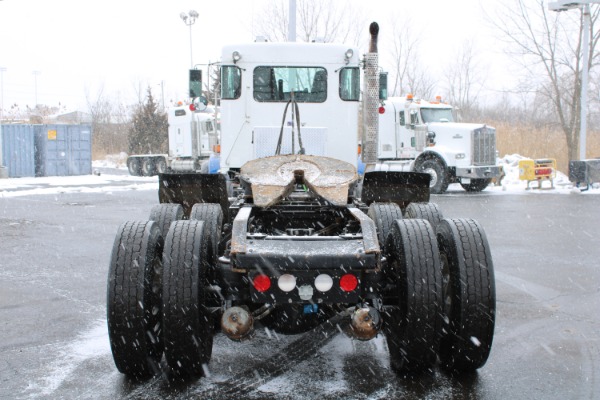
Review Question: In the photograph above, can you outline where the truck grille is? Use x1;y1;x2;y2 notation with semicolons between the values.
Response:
472;126;496;166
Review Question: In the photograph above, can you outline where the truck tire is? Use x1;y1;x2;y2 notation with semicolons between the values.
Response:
460;178;491;192
107;221;164;378
416;158;449;194
383;219;443;372
367;202;403;251
162;220;213;379
404;202;444;229
155;157;168;174
436;218;496;372
189;203;224;264
142;158;156;176
149;203;184;238
127;157;142;176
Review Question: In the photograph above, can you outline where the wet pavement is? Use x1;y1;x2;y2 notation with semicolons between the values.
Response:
0;181;599;399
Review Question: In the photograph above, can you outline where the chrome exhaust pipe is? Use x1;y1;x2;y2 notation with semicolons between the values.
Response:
349;306;382;341
221;306;254;341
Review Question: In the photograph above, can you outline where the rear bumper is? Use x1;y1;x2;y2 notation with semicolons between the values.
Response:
236;238;380;303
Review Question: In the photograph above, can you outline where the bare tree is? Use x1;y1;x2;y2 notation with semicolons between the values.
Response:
255;0;365;45
86;85;130;158
493;0;600;160
387;16;436;100
442;39;484;121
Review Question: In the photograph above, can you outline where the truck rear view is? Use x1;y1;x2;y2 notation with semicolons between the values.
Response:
106;22;496;382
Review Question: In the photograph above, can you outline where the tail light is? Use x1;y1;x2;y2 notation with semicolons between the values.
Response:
315;274;333;292
339;274;358;292
252;275;271;292
277;274;296;292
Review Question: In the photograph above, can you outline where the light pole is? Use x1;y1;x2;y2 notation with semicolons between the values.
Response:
0;67;5;178
0;67;6;121
549;0;600;160
180;10;199;68
32;70;41;107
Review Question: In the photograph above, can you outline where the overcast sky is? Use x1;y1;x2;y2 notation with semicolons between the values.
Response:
0;0;510;112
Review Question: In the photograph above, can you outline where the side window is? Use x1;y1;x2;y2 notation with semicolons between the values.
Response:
399;110;405;126
221;66;241;100
410;110;419;125
339;67;359;101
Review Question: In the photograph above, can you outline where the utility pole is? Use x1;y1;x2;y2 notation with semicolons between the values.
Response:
549;0;600;160
0;67;6;178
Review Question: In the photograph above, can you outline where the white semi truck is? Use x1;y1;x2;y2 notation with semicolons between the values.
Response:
126;104;219;176
374;95;502;193
107;23;496;381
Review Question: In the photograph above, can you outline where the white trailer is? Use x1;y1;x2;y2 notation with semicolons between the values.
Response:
374;95;502;193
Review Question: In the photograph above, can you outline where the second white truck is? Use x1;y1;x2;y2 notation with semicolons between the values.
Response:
374;95;502;193
126;104;219;176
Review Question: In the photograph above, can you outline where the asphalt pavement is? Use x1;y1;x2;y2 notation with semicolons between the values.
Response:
0;178;598;399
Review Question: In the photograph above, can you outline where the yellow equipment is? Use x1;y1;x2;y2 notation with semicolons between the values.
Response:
519;158;556;189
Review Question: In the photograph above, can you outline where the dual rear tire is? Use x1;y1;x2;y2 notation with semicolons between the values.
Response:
108;203;222;380
383;216;496;373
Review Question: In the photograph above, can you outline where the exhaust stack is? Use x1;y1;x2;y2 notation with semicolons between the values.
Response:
362;22;380;167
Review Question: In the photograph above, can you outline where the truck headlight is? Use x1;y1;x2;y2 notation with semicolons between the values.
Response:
455;153;466;159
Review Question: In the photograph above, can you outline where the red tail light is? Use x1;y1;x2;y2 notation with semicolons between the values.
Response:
253;275;271;292
339;274;358;292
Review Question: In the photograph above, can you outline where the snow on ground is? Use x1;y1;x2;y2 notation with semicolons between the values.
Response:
0;156;158;198
0;154;598;197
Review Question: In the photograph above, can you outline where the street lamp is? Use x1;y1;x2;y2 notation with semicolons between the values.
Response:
549;0;600;160
32;70;41;107
180;10;199;68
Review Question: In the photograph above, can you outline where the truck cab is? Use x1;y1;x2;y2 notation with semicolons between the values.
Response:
377;96;502;193
218;42;361;171
167;104;219;172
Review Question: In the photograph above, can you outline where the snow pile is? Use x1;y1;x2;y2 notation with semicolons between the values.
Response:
92;152;129;169
446;154;600;194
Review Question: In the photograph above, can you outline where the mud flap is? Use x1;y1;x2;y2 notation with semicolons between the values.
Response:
360;171;430;209
158;173;230;219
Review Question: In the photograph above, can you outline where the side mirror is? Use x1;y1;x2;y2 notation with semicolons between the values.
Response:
379;72;388;101
189;69;202;98
194;96;208;112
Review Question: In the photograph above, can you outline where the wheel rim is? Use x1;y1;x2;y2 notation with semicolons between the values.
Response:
423;167;438;188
